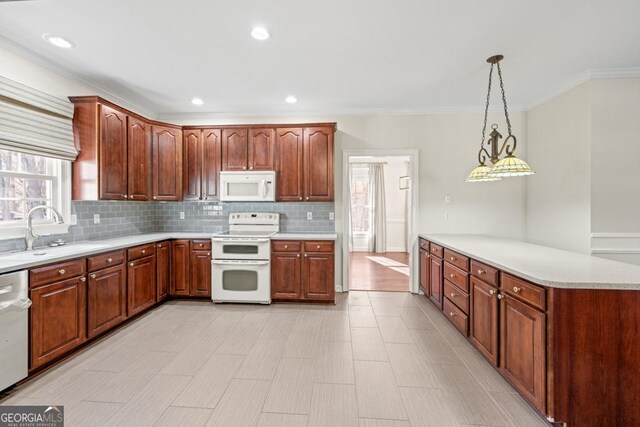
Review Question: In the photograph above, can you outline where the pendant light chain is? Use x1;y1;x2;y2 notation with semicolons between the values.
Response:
480;63;494;152
496;62;512;135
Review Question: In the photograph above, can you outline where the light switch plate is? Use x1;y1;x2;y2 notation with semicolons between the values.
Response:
93;214;100;224
445;195;452;205
329;212;335;221
69;214;77;225
307;212;313;220
179;212;185;220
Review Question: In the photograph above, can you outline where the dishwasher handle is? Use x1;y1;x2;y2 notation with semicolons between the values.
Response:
0;298;32;314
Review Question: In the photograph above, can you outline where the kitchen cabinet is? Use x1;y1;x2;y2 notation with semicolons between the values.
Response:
429;254;443;309
171;240;190;296
70;97;151;201
183;129;203;200
30;275;87;369
189;241;211;297
303;127;334;201
222;128;249;171
127;252;157;316
156;241;170;301
469;276;499;365
499;292;546;414
248;128;275;170
87;264;127;339
419;240;430;296
152;125;183;201
203;129;222;200
271;240;335;302
275;128;304;201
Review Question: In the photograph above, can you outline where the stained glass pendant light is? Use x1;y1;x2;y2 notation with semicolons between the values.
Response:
466;55;534;182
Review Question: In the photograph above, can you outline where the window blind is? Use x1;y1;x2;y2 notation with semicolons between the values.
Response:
0;75;77;161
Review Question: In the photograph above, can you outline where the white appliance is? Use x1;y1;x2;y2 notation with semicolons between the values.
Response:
219;171;276;202
0;270;30;391
211;212;279;304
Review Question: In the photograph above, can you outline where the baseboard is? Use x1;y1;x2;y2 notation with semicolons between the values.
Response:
591;232;640;254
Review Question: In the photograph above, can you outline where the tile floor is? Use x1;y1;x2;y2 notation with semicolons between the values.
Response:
0;292;549;426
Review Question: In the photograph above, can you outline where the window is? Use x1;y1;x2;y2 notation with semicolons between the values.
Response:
350;167;370;233
0;149;71;236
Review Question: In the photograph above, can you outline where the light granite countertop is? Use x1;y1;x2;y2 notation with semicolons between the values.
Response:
271;233;337;240
420;233;640;290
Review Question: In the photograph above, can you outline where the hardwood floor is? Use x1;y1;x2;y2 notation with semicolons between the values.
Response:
0;296;548;426
349;252;410;292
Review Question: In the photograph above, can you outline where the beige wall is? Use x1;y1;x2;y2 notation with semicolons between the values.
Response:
526;82;591;253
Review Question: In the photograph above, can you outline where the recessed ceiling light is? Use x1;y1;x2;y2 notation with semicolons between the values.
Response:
285;96;298;104
42;34;74;49
251;27;270;41
191;97;204;106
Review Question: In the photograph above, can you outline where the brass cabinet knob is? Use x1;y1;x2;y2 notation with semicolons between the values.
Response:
450;292;457;298
243;166;247;170
249;166;254;170
497;294;503;300
489;289;495;296
199;243;204;247
450;256;456;261
306;197;310;200
316;245;320;249
107;258;113;263
79;277;86;282
141;249;146;254
122;194;128;199
58;269;65;275
304;253;308;257
297;254;300;258
477;269;486;275
427;254;431;259
129;262;134;267
90;273;96;279
157;244;162;248
299;197;302;200
449;312;456;317
207;252;210;256
450;273;455;278
153;196;157;200
513;286;521;293
284;245;288;249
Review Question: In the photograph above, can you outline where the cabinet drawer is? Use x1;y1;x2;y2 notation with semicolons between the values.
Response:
419;239;429;251
444;297;469;336
444;249;469;271
502;273;546;310
88;250;125;272
444;280;469;315
191;240;212;251
444;262;469;292
272;241;302;252
471;259;499;287
304;241;335;253
127;243;156;261
429;243;443;258
30;259;86;288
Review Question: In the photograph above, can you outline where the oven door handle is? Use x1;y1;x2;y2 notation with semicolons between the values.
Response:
211;260;270;266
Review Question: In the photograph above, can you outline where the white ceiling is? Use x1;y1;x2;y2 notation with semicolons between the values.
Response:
1;0;639;117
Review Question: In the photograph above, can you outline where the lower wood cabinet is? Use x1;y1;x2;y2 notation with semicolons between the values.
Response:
189;244;211;297
428;255;443;309
127;255;157;316
271;240;335;302
87;264;127;339
469;276;499;366
171;240;190;296
419;247;430;296
156;241;170;301
170;239;211;298
30;276;87;369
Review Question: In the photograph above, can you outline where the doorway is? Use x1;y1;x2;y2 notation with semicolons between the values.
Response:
342;150;418;293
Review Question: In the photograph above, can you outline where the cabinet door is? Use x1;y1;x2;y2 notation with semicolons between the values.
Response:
156;241;170;301
500;294;546;413
271;252;301;300
127;116;151;200
203;129;221;200
30;277;86;369
276;128;304;201
171;240;190;296
303;127;334;201
429;256;443;309
127;256;157;316
302;252;335;301
222;128;248;171
183;129;203;200
99;105;128;200
152;125;183;201
87;264;127;339
248;128;275;171
469;277;499;366
419;249;430;296
190;248;211;297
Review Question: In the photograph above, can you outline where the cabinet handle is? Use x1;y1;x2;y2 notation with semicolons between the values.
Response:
297;254;300;257
304;253;308;257
497;294;503;300
199;243;204;247
249;166;253;170
450;292;457;298
306;197;309;200
141;249;146;254
243;166;247;170
207;252;210;256
79;277;86;282
129;262;134;267
477;269;486;275
449;312;456;317
122;194;127;199
427;254;431;259
107;258;113;263
513;286;521;293
489;289;495;296
450;256;456;261
299;197;302;200
284;245;288;249
316;245;320;249
449;273;455;278
58;269;65;275
90;273;96;279
157;244;162;248
153;196;157;200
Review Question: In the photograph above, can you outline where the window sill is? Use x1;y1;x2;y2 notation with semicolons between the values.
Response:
0;223;72;240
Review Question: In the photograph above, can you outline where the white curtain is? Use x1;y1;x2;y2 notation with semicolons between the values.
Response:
368;163;386;253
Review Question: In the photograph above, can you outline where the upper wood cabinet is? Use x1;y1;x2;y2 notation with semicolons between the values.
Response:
276;128;304;201
203;129;222;200
303;127;334;201
152;125;183;201
182;128;222;201
222;128;249;171
248;128;275;170
70;97;151;201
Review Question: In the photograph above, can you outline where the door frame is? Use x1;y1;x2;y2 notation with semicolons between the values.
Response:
342;149;419;293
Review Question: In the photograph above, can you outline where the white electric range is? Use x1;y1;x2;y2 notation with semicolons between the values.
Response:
211;213;279;304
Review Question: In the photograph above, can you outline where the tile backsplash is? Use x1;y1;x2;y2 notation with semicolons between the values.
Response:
0;200;335;253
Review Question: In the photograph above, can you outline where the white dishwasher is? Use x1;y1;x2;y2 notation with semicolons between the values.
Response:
0;270;30;391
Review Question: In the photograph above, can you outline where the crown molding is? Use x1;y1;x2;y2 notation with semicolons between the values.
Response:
0;35;158;119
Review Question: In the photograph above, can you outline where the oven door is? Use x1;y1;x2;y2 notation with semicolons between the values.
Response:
211;260;271;304
211;238;270;260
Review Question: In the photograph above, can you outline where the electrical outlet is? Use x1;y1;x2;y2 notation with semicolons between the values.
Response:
444;212;450;221
179;212;185;220
93;214;100;224
69;214;77;225
445;194;452;205
307;212;313;220
329;212;335;221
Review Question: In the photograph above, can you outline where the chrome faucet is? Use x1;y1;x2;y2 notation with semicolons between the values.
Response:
25;206;65;251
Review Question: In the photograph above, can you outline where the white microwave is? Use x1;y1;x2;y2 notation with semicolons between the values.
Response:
219;171;276;202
